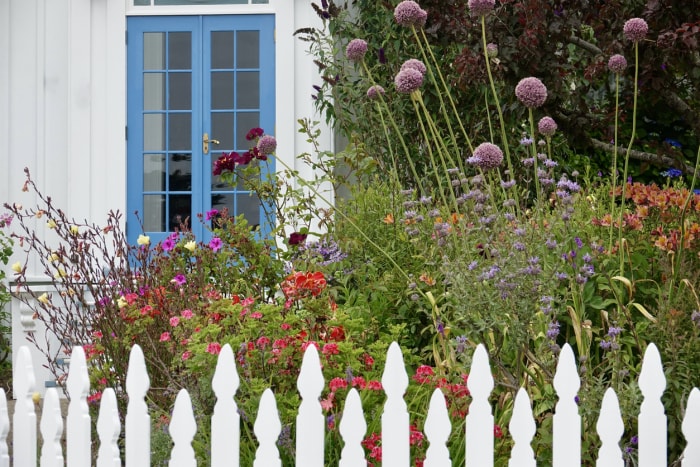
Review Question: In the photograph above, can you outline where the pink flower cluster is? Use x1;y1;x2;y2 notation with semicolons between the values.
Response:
394;1;427;27
515;77;547;108
467;142;504;170
346;38;368;62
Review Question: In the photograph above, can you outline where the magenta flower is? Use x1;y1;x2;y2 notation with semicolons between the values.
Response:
515;77;547;108
468;0;495;17
246;127;264;141
209;237;223;252
160;332;171;342
538;117;557;137
467;142;504;170
207;342;222;355
623;18;648;43
181;309;193;319
394;1;427;27
346;39;368;62
257;135;277;155
205;209;219;221
161;237;175;252
366;85;385;100
394;67;424;94
400;58;427;76
288;232;308;245
172;274;187;286
608;54;627;74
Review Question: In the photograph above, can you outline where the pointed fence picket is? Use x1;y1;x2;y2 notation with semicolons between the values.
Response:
1;342;699;466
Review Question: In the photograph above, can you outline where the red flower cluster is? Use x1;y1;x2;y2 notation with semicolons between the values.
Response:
281;271;327;302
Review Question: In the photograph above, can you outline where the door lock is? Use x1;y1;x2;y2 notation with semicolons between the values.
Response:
203;133;220;155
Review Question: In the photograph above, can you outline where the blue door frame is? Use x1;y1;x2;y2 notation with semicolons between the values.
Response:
126;15;275;245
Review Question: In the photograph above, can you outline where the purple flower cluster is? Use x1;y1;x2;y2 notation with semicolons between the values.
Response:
468;0;495;17
345;38;368;62
394;1;427;27
366;85;385;100
623;18;648;43
257;135;277;156
467;142;504;170
401;58;427;76
608;54;628;74
486;43;498;58
515;77;547;108
538;116;557;137
394;67;424;94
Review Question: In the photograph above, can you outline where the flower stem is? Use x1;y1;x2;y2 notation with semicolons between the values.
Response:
609;73;621;254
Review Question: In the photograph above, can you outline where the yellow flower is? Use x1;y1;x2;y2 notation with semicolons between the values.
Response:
54;268;67;279
137;234;150;246
49;252;60;262
70;225;79;235
11;262;22;273
117;296;127;309
37;293;49;304
32;392;41;404
184;241;196;252
47;219;57;229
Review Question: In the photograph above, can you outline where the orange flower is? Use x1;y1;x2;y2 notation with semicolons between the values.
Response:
383;213;395;224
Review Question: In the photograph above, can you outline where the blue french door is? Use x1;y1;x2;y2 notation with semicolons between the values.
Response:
126;15;275;245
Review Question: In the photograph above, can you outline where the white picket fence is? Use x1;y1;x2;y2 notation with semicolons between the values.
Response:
1;342;699;466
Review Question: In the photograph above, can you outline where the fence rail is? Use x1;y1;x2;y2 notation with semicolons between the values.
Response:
1;342;699;466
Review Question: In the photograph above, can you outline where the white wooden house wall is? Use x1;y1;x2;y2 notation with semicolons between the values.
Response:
0;0;333;394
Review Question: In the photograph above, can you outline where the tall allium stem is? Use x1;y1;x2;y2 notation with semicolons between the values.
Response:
609;73;621;254
411;97;449;209
618;44;640;274
415;26;474;156
375;102;401;189
481;17;519;210
528;108;542;203
361;61;425;195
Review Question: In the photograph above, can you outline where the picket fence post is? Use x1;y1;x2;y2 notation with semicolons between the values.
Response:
66;345;91;467
12;346;36;466
466;344;494;466
424;388;451;466
0;388;9;467
508;387;536;467
125;344;150;467
253;388;282;467
339;388;366;467
552;344;580;466
638;343;666;467
40;388;64;467
596;388;624;467
682;387;700;466
296;344;325;467
211;343;240;467
382;341;410;467
169;389;197;467
96;388;121;467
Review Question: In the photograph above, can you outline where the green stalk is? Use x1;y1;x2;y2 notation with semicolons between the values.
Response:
618;43;640;274
609;72;621;254
481;16;519;211
528;108;542;204
375;101;401;189
411;96;449;209
414;26;474;155
361;61;425;195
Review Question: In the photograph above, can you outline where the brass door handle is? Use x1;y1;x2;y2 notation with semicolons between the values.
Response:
203;133;220;154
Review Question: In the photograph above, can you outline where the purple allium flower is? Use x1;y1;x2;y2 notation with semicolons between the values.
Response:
468;0;495;17
209;237;223;252
608;54;628;74
538;116;558;137
257;135;277;155
400;58;427;76
467;142;504;170
394;67;424;93
515;77;547;108
623;18;648;43
394;1;427;27
486;42;498;58
345;38;368;62
366;84;385;100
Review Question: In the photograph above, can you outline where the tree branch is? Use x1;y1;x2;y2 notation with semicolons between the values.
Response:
590;138;696;176
567;35;602;56
658;88;700;137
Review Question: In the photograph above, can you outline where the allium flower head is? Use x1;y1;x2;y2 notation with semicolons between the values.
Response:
400;58;427;76
345;39;368;62
366;85;385;100
394;1;427;27
623;18;648;43
486;43;498;58
515;77;547;108
257;135;277;155
467;142;504;170
394;67;424;94
608;54;627;74
468;0;495;17
538;116;557;137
